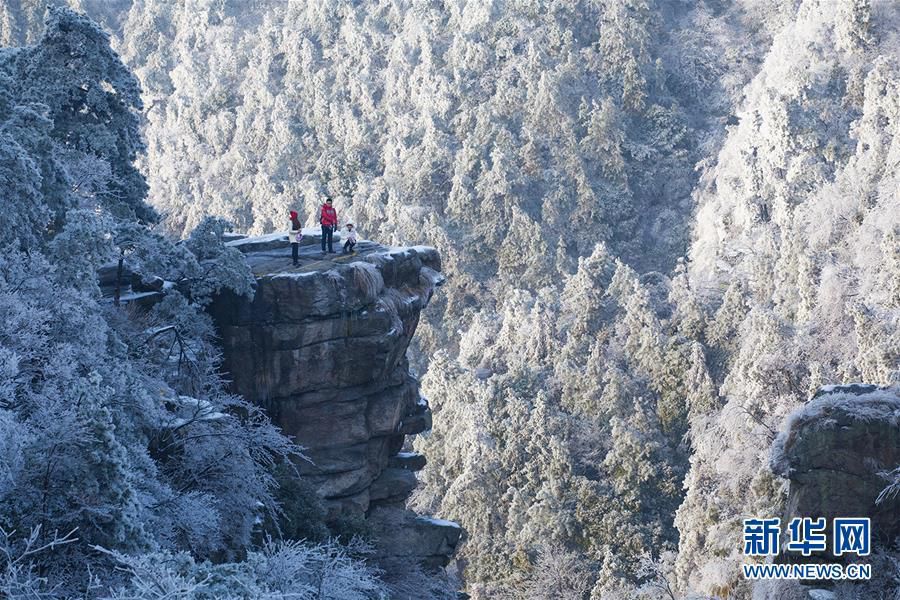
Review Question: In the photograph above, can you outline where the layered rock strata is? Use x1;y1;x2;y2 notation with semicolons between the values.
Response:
771;384;900;550
208;234;460;566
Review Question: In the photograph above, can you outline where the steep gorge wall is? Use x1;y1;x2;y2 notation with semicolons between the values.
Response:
208;238;459;568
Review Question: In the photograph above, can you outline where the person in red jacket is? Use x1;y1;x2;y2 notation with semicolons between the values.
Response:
317;197;338;254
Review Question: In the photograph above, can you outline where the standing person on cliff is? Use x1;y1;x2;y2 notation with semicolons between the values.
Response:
316;197;338;255
289;210;303;266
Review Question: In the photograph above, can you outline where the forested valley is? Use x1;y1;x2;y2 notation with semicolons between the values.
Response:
1;0;898;598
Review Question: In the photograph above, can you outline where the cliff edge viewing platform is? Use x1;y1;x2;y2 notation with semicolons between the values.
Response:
213;232;458;570
98;231;459;570
223;228;387;277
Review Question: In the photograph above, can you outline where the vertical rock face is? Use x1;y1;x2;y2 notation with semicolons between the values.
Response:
771;384;900;549
208;237;460;567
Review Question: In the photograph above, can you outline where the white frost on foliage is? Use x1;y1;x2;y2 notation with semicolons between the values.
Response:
418;517;461;529
168;395;227;428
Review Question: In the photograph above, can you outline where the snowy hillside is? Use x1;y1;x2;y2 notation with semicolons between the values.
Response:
1;1;898;598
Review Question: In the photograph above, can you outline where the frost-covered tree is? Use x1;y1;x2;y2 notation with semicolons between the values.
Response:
6;0;900;597
102;538;389;600
2;7;153;227
521;544;592;600
0;9;397;596
675;2;900;595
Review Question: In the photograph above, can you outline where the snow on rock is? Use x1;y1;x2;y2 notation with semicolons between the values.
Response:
388;451;427;471
812;383;883;399
770;384;900;548
771;384;900;475
419;517;461;529
113;290;163;306
268;271;319;280
226;232;291;253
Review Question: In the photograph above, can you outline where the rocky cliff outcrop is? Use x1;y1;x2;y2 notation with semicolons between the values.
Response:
771;384;900;549
208;233;460;568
